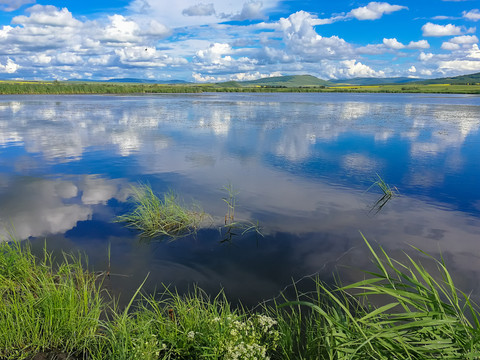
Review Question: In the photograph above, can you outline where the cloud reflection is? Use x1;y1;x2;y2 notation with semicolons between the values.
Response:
0;175;130;240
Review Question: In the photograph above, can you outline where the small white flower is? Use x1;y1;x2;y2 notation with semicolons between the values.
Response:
187;331;195;340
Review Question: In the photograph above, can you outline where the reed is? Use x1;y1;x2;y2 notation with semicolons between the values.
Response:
220;183;263;242
274;234;480;359
116;184;205;240
367;173;399;214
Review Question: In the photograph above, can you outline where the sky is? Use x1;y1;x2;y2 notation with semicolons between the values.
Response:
1;0;480;81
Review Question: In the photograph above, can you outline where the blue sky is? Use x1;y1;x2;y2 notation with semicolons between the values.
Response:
1;0;480;81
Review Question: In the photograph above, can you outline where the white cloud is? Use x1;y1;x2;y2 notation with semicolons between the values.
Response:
450;35;479;44
441;42;461;50
408;65;416;73
383;38;429;50
331;59;385;78
383;38;404;49
0;58;19;73
101;14;141;44
182;3;216;16
441;35;478;51
438;59;480;71
55;52;82;65
349;2;407;21
230;1;264;21
0;0;35;11
12;5;81;27
128;0;280;28
422;22;463;37
195;42;232;63
278;11;353;60
467;44;480;58
30;53;52;64
407;40;430;49
419;52;434;61
463;9;480;21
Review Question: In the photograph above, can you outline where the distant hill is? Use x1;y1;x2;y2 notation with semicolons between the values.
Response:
68;78;188;84
106;78;188;84
415;72;480;85
330;77;421;86
217;75;330;88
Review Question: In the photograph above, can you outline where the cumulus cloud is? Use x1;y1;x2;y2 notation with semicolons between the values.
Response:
182;3;216;16
467;43;480;58
12;5;81;27
463;9;480;21
419;52;434;61
0;0;35;11
0;58;19;73
325;59;385;79
277;11;353;60
230;1;264;21
438;59;480;71
383;38;405;49
129;0;280;28
450;35;479;44
441;35;478;51
421;22;464;36
441;42;461;50
349;2;407;21
383;38;430;50
408;65;416;73
408;40;430;49
102;14;141;44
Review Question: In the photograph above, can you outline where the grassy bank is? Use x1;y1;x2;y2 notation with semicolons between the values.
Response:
1;236;480;359
2;80;480;94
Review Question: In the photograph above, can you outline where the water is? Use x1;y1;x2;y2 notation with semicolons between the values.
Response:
1;93;480;306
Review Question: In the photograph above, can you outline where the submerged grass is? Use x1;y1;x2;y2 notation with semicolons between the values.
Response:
1;235;480;359
115;184;205;240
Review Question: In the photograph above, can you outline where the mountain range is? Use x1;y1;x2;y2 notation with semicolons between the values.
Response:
72;72;480;87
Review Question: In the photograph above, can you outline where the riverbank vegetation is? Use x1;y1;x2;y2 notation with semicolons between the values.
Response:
2;235;480;359
2;80;480;94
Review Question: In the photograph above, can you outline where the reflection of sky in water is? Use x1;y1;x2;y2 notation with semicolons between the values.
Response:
1;93;480;306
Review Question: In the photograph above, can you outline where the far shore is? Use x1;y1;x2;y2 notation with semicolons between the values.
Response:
1;80;480;95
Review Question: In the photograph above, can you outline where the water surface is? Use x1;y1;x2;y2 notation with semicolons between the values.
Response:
1;93;480;305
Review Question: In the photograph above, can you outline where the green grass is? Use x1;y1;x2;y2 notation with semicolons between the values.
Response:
272;234;480;359
115;185;205;240
219;183;263;242
2;235;480;359
2;80;480;94
0;240;105;359
367;174;399;214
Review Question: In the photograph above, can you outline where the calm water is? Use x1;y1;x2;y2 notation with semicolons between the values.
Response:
1;93;480;306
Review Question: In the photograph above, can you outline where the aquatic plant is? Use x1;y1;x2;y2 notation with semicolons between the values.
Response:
116;184;205;240
273;234;480;359
220;183;263;242
367;173;399;214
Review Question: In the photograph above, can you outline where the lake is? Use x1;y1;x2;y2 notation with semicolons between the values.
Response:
1;92;480;306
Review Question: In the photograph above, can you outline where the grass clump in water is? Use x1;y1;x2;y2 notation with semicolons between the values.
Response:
367;173;399;214
116;184;205;240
